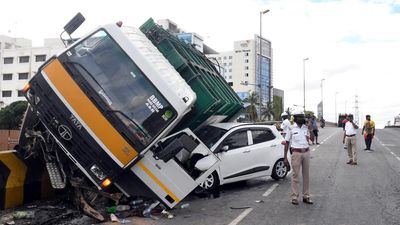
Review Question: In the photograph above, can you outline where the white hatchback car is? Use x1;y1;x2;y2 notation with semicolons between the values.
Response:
194;123;289;191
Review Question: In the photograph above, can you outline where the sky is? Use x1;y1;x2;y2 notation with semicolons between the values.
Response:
1;0;400;128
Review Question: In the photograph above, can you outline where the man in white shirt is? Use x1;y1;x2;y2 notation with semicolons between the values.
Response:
283;109;313;205
280;112;291;138
343;114;359;165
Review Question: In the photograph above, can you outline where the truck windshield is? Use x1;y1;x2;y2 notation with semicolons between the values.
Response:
60;29;176;150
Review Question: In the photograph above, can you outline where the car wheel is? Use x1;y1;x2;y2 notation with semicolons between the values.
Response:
194;171;219;195
271;159;288;180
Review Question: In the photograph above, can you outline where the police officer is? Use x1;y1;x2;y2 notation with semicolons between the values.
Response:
280;112;291;138
283;109;313;205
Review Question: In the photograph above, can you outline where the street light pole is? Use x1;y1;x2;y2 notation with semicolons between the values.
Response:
259;9;269;121
321;78;325;118
335;92;338;125
303;58;309;112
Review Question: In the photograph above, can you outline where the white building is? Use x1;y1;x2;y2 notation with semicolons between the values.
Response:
0;36;64;107
207;36;273;104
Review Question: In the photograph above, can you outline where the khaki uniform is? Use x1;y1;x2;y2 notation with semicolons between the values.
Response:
344;121;358;163
285;123;311;200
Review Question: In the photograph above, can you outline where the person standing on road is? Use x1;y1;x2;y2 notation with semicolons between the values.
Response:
280;112;291;138
312;115;319;144
343;114;359;165
362;115;375;152
283;109;313;205
307;115;315;145
342;114;349;149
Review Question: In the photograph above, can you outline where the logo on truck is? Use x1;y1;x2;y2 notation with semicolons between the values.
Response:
58;125;72;141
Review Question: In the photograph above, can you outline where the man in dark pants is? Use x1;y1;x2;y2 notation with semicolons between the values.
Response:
362;115;375;152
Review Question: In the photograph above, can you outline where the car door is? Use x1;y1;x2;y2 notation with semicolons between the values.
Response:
216;128;256;183
250;127;282;176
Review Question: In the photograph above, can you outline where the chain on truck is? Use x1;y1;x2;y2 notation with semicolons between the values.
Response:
15;13;242;212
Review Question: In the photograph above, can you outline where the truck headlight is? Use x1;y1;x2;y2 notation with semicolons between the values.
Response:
90;164;106;180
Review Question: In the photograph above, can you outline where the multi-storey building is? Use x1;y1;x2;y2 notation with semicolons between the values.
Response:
207;36;273;107
0;35;63;107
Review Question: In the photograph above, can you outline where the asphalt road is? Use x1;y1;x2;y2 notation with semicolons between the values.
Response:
118;127;400;225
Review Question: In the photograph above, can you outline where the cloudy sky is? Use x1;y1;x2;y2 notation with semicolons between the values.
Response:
1;0;399;128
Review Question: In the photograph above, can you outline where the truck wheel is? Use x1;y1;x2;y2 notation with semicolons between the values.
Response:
271;159;288;180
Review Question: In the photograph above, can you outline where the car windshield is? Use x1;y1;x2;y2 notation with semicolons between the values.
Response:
60;29;176;150
195;125;227;149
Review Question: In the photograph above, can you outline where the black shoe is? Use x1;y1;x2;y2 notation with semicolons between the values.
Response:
364;148;368;150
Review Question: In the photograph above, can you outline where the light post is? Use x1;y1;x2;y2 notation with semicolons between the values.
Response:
303;58;309;112
259;9;270;121
335;92;339;125
321;78;325;118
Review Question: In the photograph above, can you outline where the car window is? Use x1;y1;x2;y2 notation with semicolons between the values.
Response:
222;130;248;150
251;128;275;144
194;125;227;149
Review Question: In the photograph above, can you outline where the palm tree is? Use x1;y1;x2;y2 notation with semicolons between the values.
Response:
242;91;259;122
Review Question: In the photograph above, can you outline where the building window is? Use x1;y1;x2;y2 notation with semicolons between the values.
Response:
245;59;249;63
229;62;232;66
3;57;13;64
245;66;249;70
223;56;227;60
3;74;12;80
18;90;24;97
245;53;249;56
245;73;249;77
229;76;232;79
19;56;29;63
18;73;29;80
35;55;46;62
2;91;12;97
228;82;233;86
217;57;221;60
223;63;227;66
229;69;232;72
229;56;233;59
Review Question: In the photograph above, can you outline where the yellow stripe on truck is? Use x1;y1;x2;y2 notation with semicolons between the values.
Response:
43;59;138;166
2;152;27;208
137;162;180;203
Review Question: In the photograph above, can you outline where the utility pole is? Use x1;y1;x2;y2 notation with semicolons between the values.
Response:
354;94;359;124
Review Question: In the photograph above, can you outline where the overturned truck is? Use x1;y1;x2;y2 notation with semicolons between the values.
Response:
16;15;242;212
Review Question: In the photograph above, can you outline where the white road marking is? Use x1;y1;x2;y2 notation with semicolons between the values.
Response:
375;137;400;161
228;208;253;225
262;183;279;197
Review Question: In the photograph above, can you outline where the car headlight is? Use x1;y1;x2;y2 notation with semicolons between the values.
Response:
90;164;107;180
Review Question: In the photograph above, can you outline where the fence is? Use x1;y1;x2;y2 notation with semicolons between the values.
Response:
0;130;20;151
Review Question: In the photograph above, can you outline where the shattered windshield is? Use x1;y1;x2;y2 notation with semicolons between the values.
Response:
61;29;176;149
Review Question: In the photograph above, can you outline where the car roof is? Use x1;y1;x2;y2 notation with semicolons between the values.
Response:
208;122;276;131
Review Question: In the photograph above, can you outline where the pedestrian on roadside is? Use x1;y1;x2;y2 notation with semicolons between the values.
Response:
280;112;291;138
343;114;359;165
362;115;375;152
342;114;349;149
283;109;313;205
320;117;325;128
312;115;319;144
307;115;315;145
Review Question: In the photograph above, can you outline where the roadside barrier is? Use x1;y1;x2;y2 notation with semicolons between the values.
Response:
0;150;53;209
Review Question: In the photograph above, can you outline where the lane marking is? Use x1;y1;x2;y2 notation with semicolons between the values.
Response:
375;137;400;162
262;183;279;197
228;208;253;225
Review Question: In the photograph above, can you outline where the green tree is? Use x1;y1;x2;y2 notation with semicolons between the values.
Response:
272;95;283;121
243;91;259;122
0;101;28;129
